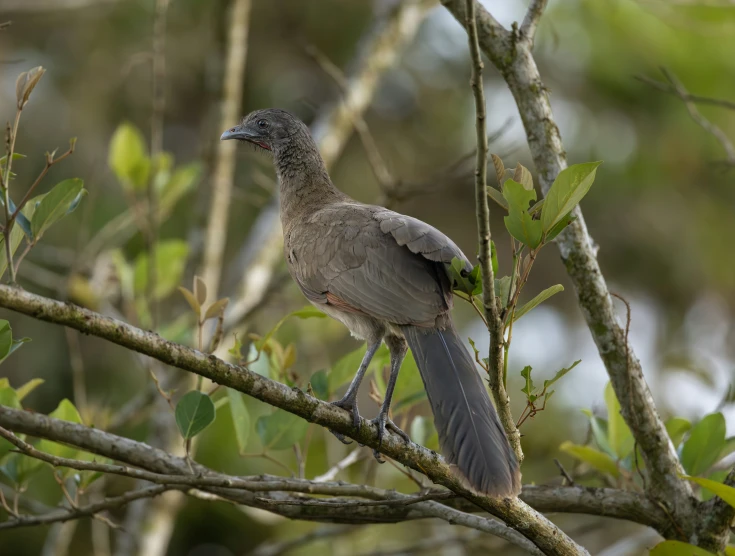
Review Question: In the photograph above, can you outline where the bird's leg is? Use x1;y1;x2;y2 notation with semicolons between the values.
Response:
329;340;382;444
371;337;410;463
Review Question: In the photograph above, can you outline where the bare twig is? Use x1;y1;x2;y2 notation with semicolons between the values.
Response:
0;484;173;530
553;459;574;486
464;0;521;461
313;448;364;482
201;0;252;299
635;74;735;112
657;68;735;165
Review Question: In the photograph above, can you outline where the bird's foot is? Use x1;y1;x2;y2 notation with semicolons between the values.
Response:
328;394;361;444
370;412;410;463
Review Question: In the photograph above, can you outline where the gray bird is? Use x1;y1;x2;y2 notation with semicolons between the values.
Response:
221;109;521;497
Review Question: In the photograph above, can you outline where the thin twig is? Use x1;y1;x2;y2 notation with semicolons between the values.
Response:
0;485;173;530
554;459;574;486
657;68;735;165
464;0;521;461
635;74;735;112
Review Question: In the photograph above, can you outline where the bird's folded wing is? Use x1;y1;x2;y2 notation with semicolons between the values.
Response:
373;209;473;271
289;205;464;327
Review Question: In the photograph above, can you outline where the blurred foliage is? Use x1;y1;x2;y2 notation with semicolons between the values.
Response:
0;0;734;554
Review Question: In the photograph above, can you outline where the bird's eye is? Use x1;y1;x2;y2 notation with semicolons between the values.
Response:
257;119;268;129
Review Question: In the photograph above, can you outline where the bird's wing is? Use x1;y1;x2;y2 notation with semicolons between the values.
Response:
287;204;465;327
373;209;473;271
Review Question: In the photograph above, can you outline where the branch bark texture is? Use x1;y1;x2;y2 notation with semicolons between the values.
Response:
0;285;586;555
441;0;698;530
0;405;672;541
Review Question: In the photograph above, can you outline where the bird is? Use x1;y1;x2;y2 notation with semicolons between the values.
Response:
221;108;521;497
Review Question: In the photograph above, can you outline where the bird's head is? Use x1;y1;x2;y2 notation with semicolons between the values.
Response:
220;108;308;153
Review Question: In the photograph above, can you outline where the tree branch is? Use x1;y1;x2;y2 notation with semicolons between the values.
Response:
652;68;735;165
520;0;548;45
201;0;252;298
464;0;521;460
0;484;173;531
0;286;586;555
440;0;698;525
0;405;673;541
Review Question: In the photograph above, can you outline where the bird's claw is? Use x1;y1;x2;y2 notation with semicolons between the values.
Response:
328;395;362;444
370;413;410;463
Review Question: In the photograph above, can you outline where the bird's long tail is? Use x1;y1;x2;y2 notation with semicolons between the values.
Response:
402;322;521;497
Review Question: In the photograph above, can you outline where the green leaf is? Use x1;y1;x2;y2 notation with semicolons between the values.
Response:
494;276;511;307
649;541;716;556
605;382;634;459
0;201;37;279
290;306;327;319
15;378;43;402
108;123;150;191
329;344;388;392
502;179;542;248
30;178;86;239
38;399;84;464
256;410;308;450
447;257;474;295
543;360;581;391
134;240;189;300
490;241;499;276
175;391;216;439
560;441;620;477
392;350;426;412
545;213;576;242
681;412;726;475
0;383;21;460
0;320;12;360
309;370;329;400
520;366;535;399
540;161;602;233
581;408;614;456
665;417;691;449
226;388;250;454
486;186;509;211
513;285;564;322
161;162;201;209
720;437;735;461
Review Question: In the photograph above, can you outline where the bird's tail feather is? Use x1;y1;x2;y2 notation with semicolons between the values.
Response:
402;323;521;497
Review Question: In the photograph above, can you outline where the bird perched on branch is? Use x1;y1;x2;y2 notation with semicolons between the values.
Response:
221;109;521;497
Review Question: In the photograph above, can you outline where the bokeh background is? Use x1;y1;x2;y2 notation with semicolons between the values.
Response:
0;0;734;554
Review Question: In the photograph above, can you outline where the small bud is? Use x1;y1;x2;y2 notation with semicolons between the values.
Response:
15;66;46;110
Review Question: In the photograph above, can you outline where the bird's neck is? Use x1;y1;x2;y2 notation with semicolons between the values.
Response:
274;137;343;226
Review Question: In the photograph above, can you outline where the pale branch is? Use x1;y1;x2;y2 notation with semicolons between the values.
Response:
220;0;437;332
440;0;698;526
201;0;252;299
464;0;520;463
0;484;174;531
0;413;535;553
520;0;548;44
0;406;673;541
0;286;584;555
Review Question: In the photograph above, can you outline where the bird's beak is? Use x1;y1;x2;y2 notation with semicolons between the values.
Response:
220;127;258;141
